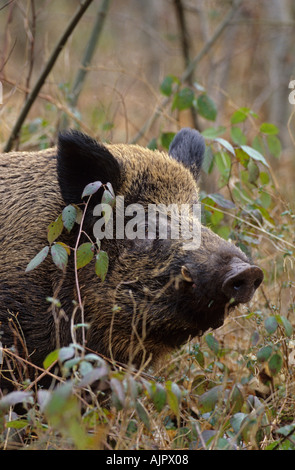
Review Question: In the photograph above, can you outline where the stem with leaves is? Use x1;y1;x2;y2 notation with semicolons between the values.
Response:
130;0;243;144
73;196;92;348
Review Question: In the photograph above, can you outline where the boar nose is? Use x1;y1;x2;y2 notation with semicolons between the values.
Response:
222;259;263;304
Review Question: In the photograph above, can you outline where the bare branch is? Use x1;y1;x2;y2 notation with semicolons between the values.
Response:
4;0;94;152
24;0;36;102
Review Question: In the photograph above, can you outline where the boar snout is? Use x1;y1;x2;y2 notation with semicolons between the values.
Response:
222;257;263;304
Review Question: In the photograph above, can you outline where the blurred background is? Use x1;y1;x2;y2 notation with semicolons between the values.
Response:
1;1;294;148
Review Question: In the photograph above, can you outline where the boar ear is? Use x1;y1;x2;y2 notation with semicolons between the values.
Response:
57;130;121;205
169;128;205;181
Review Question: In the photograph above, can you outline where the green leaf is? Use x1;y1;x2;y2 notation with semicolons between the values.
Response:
214;137;235;155
260;122;279;135
51;243;68;270
149;383;167;412
95;250;109;282
276;423;295;437
81;181;102;198
6;419;29;429
278;315;293;337
201;126;226;138
160;75;179;96
214;151;231;187
79;360;93;377
62;205;77;232
257;345;273;362
161;132;175;150
196;94;217;121
256;206;275;225
166;381;181;417
229;385;244;413
0;391;33;409
205;193;235;209
76;242;94;269
264;316;278;334
135;400;150;429
105;182;115;197
45;381;73;416
260;171;270;185
58;346;75;363
231;107;250;124
198;385;223;413
241;415;263;446
241;145;269;168
205;333;220;355
252;135;265;154
43;349;59;369
192;344;205;368
25;245;49;272
266;135;281;158
259;190;271;209
268;353;283;376
152;383;167;412
74;205;84;225
247;160;260;184
172;87;194;111
101;189;115;207
147;137;157;150
47;214;63;244
110;377;125;409
55;241;71;255
230;126;247;145
230;412;248;435
235;148;250;167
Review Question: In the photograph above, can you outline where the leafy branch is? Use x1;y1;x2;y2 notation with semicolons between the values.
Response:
25;181;114;347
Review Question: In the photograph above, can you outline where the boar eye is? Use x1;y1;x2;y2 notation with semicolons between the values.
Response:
181;265;193;283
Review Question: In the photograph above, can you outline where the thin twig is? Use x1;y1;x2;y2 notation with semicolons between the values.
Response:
24;0;36;102
0;1;16;74
205;203;295;250
73;197;92;349
1;76;93;136
4;0;94;152
0;0;14;12
2;347;62;384
181;0;243;83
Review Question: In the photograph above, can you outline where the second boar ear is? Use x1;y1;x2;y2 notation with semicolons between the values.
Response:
57;130;121;205
169;128;205;181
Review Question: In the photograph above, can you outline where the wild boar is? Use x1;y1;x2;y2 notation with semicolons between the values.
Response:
0;128;263;389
